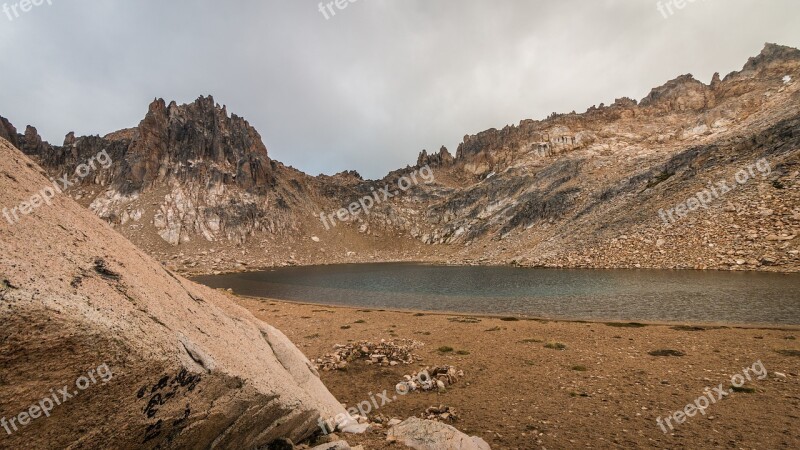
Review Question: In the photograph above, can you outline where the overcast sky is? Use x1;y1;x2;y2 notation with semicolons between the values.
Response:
1;1;798;179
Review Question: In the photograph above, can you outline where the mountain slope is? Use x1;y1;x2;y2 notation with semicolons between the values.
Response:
3;43;799;273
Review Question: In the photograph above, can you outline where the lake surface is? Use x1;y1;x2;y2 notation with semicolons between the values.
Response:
193;264;800;325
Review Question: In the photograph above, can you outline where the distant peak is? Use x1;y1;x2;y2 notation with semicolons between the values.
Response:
742;43;800;71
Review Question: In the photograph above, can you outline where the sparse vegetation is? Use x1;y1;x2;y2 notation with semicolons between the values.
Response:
438;346;454;353
731;386;756;393
456;350;471;355
776;349;800;357
354;319;366;324
485;326;503;332
672;325;706;331
606;322;647;328
648;349;685;357
544;342;567;350
571;365;588;372
520;338;544;344
449;317;481;323
340;325;351;330
500;317;520;322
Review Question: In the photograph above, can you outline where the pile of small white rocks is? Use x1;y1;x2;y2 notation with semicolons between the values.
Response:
314;339;424;371
396;365;464;394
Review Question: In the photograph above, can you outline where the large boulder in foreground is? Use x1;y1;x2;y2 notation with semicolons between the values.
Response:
387;418;491;450
0;138;350;448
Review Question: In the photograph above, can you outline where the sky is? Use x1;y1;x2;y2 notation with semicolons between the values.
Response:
1;0;798;179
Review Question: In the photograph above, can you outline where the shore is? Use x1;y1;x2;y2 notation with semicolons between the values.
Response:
236;296;800;449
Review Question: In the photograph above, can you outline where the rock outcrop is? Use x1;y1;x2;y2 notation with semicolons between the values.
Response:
387;418;491;450
417;146;455;167
0;139;354;448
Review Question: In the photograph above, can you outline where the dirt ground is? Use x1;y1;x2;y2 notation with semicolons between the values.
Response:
237;297;800;450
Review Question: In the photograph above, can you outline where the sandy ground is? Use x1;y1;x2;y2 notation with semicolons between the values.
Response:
236;297;800;450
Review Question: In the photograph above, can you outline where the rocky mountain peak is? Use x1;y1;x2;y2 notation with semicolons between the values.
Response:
743;43;800;72
120;95;274;191
0;115;18;148
418;146;455;167
638;74;712;112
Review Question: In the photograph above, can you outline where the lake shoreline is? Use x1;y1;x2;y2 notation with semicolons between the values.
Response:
236;295;800;331
183;258;800;278
193;264;800;326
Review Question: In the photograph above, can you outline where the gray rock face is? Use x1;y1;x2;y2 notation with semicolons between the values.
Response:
387;417;491;450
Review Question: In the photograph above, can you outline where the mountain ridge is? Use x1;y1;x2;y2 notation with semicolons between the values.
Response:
2;42;798;273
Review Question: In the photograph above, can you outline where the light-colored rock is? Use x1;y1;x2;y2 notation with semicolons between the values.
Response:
0;142;350;449
310;441;351;450
387;417;491;450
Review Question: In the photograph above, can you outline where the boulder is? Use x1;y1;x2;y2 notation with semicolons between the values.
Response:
0;140;351;448
387;417;491;450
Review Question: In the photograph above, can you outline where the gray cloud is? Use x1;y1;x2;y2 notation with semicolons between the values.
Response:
1;0;798;178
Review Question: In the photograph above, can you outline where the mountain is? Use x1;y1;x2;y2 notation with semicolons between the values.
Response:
3;43;799;273
0;139;358;447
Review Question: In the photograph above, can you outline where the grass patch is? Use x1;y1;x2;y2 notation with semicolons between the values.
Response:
520;338;544;344
448;317;481;323
672;325;706;332
648;349;685;357
354;320;366;324
571;365;588;372
438;346;454;353
730;386;756;393
776;349;800;357
544;342;567;350
456;350;471;355
605;322;647;328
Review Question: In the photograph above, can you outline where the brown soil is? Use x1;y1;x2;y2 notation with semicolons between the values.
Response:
237;297;800;449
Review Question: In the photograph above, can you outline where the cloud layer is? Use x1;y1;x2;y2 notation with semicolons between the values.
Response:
1;0;798;178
